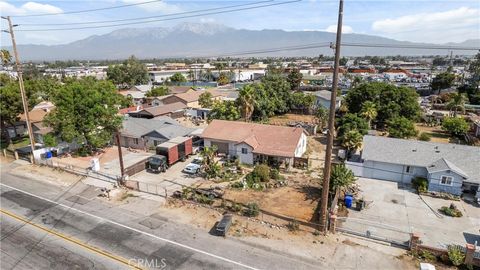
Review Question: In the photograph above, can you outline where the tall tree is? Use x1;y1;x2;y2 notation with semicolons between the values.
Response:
330;164;356;192
169;72;187;85
360;101;377;128
145;86;169;97
1;49;12;66
217;72;230;85
341;129;363;157
336;113;369;138
387;117;418;138
315;107;329;129
441;117;469;137
345;82;420;126
458;52;480;105
207;101;240;122
237;85;256;121
106;55;149;88
431;72;455;94
446;93;467;116
44;78;124;149
287;69;303;90
198;92;213;108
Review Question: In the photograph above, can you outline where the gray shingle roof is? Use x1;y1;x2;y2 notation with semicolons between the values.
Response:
120;116;191;139
426;158;468;178
362;135;480;184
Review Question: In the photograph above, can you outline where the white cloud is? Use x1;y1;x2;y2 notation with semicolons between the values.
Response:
121;0;181;13
325;24;354;34
371;7;480;42
0;1;62;16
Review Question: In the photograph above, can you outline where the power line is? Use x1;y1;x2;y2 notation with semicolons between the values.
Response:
15;0;301;32
18;1;273;26
10;0;164;17
342;42;479;51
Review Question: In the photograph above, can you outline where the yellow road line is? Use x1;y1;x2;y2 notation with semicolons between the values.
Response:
0;209;143;270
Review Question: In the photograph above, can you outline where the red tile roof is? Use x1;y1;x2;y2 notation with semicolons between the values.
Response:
201;120;305;157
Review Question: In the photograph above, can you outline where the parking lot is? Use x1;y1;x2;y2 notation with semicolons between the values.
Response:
342;178;480;248
128;154;204;196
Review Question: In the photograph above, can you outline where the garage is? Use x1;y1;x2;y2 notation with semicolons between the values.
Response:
210;141;229;154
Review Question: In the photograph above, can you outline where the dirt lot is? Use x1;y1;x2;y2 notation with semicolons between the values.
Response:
268;113;317;126
415;124;451;143
220;171;321;222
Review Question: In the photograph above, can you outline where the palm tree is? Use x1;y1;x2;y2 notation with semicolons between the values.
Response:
341;129;363;157
360;101;378;128
0;49;12;65
237;85;256;121
330;164;356;192
315;107;329;129
446;93;467;116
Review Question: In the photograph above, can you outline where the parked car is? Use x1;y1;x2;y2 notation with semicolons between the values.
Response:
183;157;203;174
215;213;233;236
146;155;168;173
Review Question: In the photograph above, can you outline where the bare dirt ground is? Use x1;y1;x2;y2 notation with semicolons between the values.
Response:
268;113;317;126
221;171;321;222
415;124;451;143
8;164;84;187
306;135;326;170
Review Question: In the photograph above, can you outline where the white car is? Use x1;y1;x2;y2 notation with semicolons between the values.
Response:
183;157;203;174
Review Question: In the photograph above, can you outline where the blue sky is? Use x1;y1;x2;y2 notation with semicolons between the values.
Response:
1;0;479;46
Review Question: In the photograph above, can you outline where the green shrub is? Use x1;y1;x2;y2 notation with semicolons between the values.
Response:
418;132;431;141
195;194;214;205
230;181;244;189
439;204;463;217
447;245;465;266
270;168;280;180
412;177;428;193
230;202;243;212
287;219;300;231
243;202;259;217
419;250;436;262
252;164;270;182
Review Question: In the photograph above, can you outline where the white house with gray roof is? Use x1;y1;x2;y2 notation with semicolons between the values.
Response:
311;90;342;110
347;135;480;199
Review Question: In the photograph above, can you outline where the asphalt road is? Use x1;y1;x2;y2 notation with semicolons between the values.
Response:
0;166;322;270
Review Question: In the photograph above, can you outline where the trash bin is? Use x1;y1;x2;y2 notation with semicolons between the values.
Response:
345;195;353;208
355;200;364;211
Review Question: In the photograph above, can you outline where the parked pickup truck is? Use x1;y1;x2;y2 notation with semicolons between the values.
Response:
146;155;168;173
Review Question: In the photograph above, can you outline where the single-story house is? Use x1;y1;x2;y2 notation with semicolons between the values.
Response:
118;105;144;115
347;135;480;199
127;102;186;119
162;89;223;108
201;120;307;166
311;90;342;110
118;116;194;150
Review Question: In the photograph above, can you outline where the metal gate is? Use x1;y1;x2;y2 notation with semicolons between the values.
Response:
336;217;411;248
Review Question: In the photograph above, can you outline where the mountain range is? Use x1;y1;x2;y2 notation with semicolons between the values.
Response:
6;22;480;61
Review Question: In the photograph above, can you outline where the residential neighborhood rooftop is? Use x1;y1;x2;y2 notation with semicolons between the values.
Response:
120;116;192;139
201;120;305;157
362;135;480;184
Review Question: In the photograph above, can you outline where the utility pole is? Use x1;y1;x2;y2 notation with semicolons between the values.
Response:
318;0;344;233
2;16;36;164
115;132;125;177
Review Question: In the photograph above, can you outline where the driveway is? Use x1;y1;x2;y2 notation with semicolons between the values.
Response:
129;155;204;196
341;178;480;248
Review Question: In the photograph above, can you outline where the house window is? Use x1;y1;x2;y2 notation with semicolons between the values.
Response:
154;140;159;146
405;166;411;173
134;138;139;145
241;148;248;154
440;175;453;186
